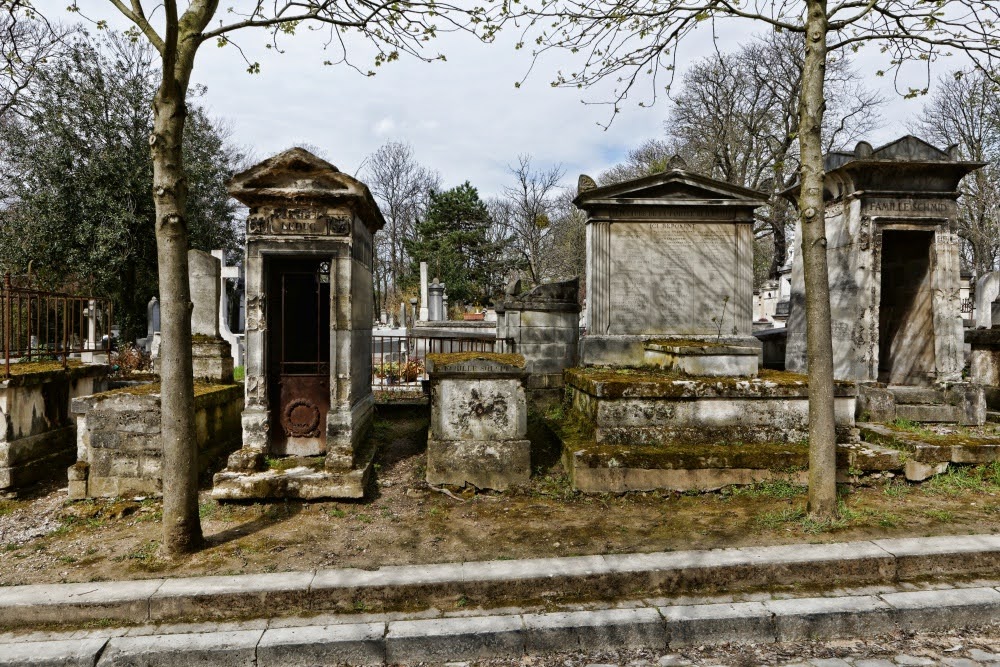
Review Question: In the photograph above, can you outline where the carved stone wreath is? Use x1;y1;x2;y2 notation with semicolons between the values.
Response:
281;398;322;437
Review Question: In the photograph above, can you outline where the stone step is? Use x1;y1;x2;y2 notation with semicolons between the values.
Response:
859;423;1000;467
5;584;1000;665
888;385;947;406
566;441;905;494
1;535;1000;633
894;403;961;423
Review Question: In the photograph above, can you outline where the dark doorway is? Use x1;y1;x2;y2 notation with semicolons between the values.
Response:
878;230;935;385
266;257;331;455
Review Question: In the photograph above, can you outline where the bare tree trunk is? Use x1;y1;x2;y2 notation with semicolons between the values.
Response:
152;69;203;556
799;0;838;520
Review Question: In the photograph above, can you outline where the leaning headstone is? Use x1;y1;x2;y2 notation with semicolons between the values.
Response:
188;249;234;383
426;353;530;491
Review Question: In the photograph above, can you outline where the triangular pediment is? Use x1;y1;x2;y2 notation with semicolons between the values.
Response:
228;147;362;204
870;135;953;162
574;169;766;207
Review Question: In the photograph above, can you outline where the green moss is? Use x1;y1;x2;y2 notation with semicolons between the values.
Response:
265;456;325;472
427;352;526;368
2;360;84;376
647;338;729;349
97;381;237;398
574;440;810;471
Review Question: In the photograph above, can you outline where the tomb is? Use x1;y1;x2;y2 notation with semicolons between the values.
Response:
212;148;384;500
425;353;530;491
784;136;985;424
575;157;763;374
558;161;862;493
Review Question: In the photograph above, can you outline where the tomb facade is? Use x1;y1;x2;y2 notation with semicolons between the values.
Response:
213;148;384;500
573;158;765;372
785;136;983;386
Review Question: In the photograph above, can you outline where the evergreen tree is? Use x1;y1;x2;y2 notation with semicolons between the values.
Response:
405;182;510;307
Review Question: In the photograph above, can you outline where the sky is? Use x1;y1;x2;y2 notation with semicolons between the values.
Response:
35;3;964;198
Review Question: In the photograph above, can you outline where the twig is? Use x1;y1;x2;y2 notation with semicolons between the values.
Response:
428;485;469;502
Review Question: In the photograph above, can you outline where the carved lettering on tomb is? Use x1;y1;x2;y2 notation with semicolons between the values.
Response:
607;222;738;336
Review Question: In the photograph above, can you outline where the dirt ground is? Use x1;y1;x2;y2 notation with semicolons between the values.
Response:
2;408;1000;587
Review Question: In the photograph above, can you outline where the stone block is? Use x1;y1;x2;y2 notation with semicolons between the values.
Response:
149;571;314;622
0;637;108;667
873;534;1000;579
427;438;530;491
523;608;666;653
766;595;895;640
881;587;1000;632
97;630;262;667
661;601;773;645
904;459;948;481
0;579;161;628
384;615;525;663
257;623;386;666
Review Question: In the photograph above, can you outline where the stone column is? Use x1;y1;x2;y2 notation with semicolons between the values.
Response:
419;261;429;321
428;281;445;321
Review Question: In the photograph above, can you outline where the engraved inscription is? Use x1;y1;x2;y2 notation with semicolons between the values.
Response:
608;222;737;336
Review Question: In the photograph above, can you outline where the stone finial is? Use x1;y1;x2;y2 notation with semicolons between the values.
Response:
666;154;688;171
577;174;597;196
854;141;874;158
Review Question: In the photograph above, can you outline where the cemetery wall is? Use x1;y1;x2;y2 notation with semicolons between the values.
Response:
0;364;110;494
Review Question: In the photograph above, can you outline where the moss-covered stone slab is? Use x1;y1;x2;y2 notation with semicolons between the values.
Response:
859;422;1000;466
565;367;856;400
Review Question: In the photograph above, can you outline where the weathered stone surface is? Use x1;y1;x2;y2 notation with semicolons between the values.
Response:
189;249;222;338
786;136;981;385
766;595;895;640
523;607;666;652
96;630;263;667
384;615;525;663
574;168;764;366
257;623;386;666
427;438;531;490
427;354;530;491
69;383;242;499
218;148;384;500
661;601;773;645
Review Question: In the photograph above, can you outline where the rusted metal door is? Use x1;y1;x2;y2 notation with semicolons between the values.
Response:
267;259;331;455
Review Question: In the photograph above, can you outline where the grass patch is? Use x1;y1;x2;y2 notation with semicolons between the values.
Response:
755;506;806;529
233;366;245;382
921;463;1000;496
924;509;956;522
723;477;805;500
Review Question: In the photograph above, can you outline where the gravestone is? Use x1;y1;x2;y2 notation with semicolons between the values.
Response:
785;136;983;385
426;353;530;490
975;272;1000;330
573;157;765;370
212;249;244;369
212;148;385;500
188;249;234;383
419;262;429;321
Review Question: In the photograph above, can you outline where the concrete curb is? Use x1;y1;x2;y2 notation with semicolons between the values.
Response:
4;587;1000;666
1;534;1000;629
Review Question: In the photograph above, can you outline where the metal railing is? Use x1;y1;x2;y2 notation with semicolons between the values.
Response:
372;334;504;392
1;274;113;377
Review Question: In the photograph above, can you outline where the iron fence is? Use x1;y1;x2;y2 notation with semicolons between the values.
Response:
0;274;113;377
371;334;505;392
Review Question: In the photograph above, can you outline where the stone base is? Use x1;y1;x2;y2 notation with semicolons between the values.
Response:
211;439;375;500
564;440;903;494
426;438;531;491
566;368;857;446
856;383;985;426
643;342;759;377
581;335;760;367
192;338;234;383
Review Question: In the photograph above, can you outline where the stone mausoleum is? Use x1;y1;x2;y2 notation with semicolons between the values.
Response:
575;156;764;374
213;148;385;500
785;136;982;386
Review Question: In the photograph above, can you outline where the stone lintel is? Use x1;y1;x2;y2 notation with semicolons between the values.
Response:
426;353;526;380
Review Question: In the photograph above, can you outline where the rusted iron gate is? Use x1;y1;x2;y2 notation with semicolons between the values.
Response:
0;274;113;377
372;335;508;391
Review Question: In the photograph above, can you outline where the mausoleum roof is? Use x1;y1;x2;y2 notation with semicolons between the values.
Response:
573;161;767;211
228;147;385;232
